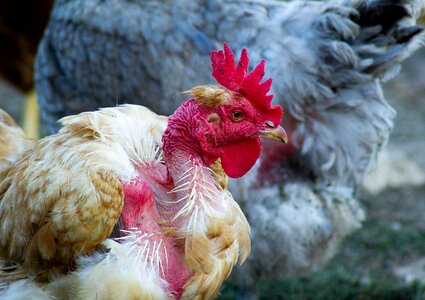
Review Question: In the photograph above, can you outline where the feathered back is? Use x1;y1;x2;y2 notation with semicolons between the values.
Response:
0;105;167;268
59;105;168;180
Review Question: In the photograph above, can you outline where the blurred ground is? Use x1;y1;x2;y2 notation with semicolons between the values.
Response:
386;49;425;171
0;47;425;300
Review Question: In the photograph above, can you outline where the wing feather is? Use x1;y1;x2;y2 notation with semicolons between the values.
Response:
0;105;167;276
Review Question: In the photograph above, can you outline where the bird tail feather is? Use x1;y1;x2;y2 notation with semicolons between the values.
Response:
355;0;425;79
286;0;425;186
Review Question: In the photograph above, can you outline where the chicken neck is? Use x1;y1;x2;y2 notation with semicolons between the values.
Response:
158;100;250;298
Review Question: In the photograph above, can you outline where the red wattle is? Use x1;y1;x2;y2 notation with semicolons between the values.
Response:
220;137;261;178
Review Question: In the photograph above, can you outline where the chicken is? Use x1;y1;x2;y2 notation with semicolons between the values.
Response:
0;45;287;299
34;0;425;297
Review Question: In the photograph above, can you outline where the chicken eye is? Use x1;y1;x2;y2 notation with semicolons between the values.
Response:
230;110;244;122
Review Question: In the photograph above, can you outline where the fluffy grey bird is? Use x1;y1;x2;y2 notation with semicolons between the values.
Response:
34;0;425;298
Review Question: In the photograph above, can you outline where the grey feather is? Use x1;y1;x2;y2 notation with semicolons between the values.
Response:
229;171;364;286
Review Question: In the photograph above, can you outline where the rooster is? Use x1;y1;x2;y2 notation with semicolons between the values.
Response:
0;45;287;299
34;0;425;297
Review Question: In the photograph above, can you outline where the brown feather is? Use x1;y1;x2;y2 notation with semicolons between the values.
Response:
185;85;231;108
0;109;125;278
210;158;228;190
23;223;57;273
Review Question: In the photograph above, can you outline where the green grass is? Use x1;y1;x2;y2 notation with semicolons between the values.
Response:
220;262;425;300
220;270;425;300
258;272;424;300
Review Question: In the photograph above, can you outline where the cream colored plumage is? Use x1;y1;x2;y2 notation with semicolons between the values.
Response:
0;105;164;274
0;103;251;299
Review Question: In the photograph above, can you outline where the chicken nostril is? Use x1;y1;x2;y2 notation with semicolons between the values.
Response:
265;120;275;128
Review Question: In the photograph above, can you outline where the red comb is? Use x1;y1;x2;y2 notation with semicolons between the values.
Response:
210;43;282;125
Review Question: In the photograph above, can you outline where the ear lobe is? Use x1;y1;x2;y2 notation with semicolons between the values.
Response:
208;113;221;124
219;137;261;178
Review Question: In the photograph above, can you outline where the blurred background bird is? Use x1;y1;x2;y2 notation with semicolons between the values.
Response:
1;0;425;299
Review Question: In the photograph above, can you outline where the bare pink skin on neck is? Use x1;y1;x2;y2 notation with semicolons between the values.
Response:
114;101;211;298
119;170;192;299
116;98;265;297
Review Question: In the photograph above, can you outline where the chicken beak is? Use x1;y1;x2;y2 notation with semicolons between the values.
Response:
259;125;288;143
